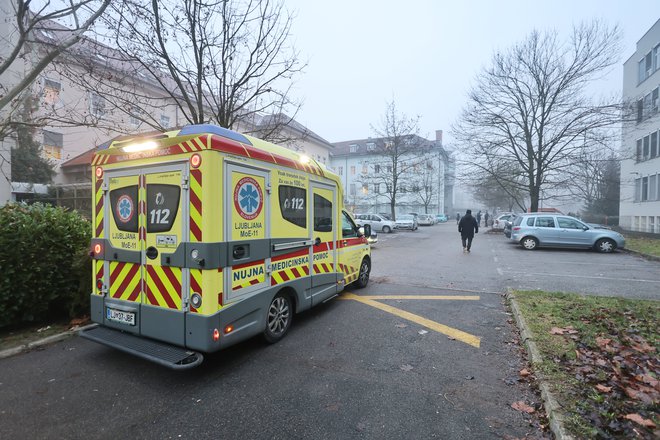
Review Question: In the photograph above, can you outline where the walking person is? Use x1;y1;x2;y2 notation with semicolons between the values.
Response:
455;212;460;224
484;211;489;227
458;209;479;253
476;210;482;226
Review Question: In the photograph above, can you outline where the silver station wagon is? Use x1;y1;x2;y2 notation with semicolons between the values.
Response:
509;213;625;253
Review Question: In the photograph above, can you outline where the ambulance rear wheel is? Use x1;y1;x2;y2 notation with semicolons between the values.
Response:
354;257;371;289
263;292;292;343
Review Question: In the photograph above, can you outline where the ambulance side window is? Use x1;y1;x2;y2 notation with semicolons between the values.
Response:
146;184;180;232
279;185;306;228
110;185;139;232
313;194;333;232
341;211;359;238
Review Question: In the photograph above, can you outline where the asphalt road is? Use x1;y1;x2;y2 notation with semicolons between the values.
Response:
2;223;656;439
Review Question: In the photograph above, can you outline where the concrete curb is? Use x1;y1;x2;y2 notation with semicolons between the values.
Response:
505;289;575;440
0;323;97;360
621;248;660;262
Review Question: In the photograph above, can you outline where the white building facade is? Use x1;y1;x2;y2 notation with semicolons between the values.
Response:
330;131;454;217
620;19;660;233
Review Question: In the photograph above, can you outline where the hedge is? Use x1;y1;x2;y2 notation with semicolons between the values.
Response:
0;203;91;328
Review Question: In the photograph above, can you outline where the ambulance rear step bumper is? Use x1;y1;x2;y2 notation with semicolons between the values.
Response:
80;326;203;370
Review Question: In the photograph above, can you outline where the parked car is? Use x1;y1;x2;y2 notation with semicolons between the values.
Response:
395;214;418;230
366;230;378;245
435;214;448;223
378;212;393;220
417;214;435;226
494;213;515;229
354;213;396;233
509;213;625;253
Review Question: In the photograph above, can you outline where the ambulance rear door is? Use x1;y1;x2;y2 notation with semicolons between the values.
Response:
142;164;189;345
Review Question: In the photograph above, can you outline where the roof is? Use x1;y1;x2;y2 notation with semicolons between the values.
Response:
61;148;96;168
331;134;438;157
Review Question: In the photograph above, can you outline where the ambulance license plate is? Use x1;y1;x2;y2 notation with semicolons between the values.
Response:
106;308;135;326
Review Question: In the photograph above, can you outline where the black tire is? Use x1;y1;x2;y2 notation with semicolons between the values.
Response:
353;257;371;289
263;292;293;343
382;225;392;233
521;236;538;250
595;238;616;253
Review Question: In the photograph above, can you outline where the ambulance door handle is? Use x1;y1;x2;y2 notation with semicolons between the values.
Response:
314;237;321;246
146;246;159;260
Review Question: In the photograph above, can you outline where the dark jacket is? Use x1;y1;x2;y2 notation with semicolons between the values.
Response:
458;214;479;238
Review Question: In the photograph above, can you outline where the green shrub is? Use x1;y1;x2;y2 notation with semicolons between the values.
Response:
0;203;91;328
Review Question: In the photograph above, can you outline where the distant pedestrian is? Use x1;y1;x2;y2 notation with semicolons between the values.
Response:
484;212;489;227
458;209;479;253
476;210;482;226
456;212;460;224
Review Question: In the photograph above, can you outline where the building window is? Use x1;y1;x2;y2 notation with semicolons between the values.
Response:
652;131;658;159
637;139;642;162
366;142;375;151
129;106;143;127
350;166;355;175
89;92;105;118
637;99;643;123
374;164;381;173
43;78;60;105
642;176;648;201
337;166;343;176
42;130;63;160
652;88;659;115
349;144;358;153
361;183;368;195
650;174;657;201
634;178;641;202
387;165;392;173
160;115;170;127
373;183;380;194
362;163;368;174
643;135;650;160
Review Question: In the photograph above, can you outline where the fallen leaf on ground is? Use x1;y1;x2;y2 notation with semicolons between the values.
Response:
519;369;531;377
595;384;612;393
624;413;656;428
400;364;413;372
511;401;535;414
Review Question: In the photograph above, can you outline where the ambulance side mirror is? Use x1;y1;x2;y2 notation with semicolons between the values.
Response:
361;224;372;237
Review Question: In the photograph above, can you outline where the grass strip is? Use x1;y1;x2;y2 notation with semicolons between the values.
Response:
513;291;659;439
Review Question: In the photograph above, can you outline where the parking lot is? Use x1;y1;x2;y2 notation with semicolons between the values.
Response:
1;222;657;439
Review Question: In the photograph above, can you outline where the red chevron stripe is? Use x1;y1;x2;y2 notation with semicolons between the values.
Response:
302;265;309;275
161;266;182;296
147;266;178;309
279;271;290;282
290;267;301;278
127;281;141;302
110;262;125;282
145;283;158;306
115;263;140;298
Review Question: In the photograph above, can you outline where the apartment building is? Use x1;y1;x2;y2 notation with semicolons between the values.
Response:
330;130;454;216
620;19;660;233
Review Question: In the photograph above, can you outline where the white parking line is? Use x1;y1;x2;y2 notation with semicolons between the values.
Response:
524;272;660;284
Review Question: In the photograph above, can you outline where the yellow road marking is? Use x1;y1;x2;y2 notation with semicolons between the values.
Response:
340;293;481;348
346;295;480;301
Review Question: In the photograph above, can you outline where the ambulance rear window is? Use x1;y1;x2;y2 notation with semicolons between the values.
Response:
110;186;139;232
146;184;180;232
279;185;306;228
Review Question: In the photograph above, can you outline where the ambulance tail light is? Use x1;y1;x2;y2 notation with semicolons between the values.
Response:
90;243;103;258
224;325;234;334
212;328;220;341
96;278;104;291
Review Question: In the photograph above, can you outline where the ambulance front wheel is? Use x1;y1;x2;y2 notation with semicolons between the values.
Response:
354;257;371;289
263;292;293;343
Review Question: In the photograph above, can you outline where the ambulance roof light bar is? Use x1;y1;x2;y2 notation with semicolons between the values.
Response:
122;140;158;153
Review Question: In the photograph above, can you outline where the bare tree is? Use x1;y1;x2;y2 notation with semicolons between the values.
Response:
0;0;110;120
360;101;429;220
0;0;110;185
452;20;623;212
412;162;437;214
63;0;304;135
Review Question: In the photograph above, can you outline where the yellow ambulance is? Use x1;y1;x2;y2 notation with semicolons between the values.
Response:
81;124;372;369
